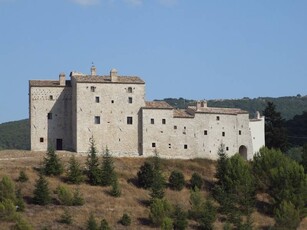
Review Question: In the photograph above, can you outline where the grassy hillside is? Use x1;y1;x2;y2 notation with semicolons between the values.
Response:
0;150;276;229
0;119;30;150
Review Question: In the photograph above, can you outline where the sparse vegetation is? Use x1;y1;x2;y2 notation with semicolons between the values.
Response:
119;213;131;226
169;170;185;191
43;147;63;176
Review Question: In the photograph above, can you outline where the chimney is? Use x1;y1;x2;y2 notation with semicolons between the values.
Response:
59;73;66;86
110;68;118;82
91;65;96;76
196;100;207;111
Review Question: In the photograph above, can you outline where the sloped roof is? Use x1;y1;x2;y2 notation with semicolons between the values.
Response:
73;75;145;84
173;109;194;118
189;106;248;115
29;80;71;87
143;101;173;109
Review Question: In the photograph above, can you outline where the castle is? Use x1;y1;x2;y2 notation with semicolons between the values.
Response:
29;66;265;160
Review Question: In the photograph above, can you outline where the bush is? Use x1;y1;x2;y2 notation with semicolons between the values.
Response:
190;172;203;190
72;188;85;206
87;212;98;230
99;218;110;230
0;198;17;221
120;213;131;226
15;189;25;212
149;198;172;226
43;147;63;176
0;175;16;202
101;147;115;186
110;175;121;197
66;155;84;184
17;170;29;183
56;185;73;206
86;138;101;186
12;216;33;230
169;170;185;191
59;208;73;225
137;162;154;189
33;173;51;205
161;217;173;230
274;201;300;230
199;199;217;230
172;204;188;230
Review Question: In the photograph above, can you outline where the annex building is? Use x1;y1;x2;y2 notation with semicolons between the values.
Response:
29;66;265;160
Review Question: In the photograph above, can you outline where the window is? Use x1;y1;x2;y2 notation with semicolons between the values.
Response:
222;132;225;137
49;95;53;100
40;137;44;143
162;119;166;124
216;116;220;121
95;96;100;103
239;130;242;135
90;86;96;92
169;143;171;149
151;118;154;124
184;144;188;149
204;130;208;135
152;143;156;148
128;87;133;93
94;116;100;124
127;116;133;125
174;125;177;129
47;113;52;120
111;100;114;104
226;147;229;151
128;97;133;104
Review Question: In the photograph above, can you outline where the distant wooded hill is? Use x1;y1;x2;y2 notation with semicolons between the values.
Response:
160;95;307;120
0;95;306;150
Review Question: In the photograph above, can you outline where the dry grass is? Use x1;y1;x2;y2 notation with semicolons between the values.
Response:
0;150;306;229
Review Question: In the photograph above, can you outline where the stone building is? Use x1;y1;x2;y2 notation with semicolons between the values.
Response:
29;66;265;160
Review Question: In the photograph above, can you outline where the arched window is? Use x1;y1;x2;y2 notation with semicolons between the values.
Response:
128;87;133;93
239;145;247;160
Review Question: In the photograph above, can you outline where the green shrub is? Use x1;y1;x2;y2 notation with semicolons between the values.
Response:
110;174;121;197
169;170;185;191
56;185;73;206
274;201;300;230
0;198;17;221
12;216;33;230
137;162;154;189
0;175;16;202
190;172;203;190
120;213;131;226
149;198;172;226
161;217;173;230
72;188;84;206
86;212;98;230
16;189;25;212
101;147;115;186
172;204;188;230
59;208;73;225
99;218;110;230
86;138;101;186
188;187;203;220
17;170;29;183
199;199;217;230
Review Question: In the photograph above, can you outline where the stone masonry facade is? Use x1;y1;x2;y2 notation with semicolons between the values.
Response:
29;66;265;160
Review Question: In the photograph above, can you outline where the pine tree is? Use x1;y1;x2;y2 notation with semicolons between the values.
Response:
190;172;203;190
67;155;84;184
59;208;73;225
149;198;172;227
137;162;154;189
188;186;203;220
150;152;166;200
263;101;288;151
110;174;121;197
99;218;110;230
199;199;217;230
0;175;16;202
274;201;300;230
101;147;115;186
172;204;188;230
17;170;29;183
43;147;63;176
33;172;51;205
301;143;307;172
86;138;101;186
169;170;185;191
120;213;131;226
87;212;98;230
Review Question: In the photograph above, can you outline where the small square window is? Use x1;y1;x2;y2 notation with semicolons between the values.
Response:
226;147;229;151
47;113;52;120
162;119;166;124
151;118;154;124
128;97;133;104
204;130;208;135
174;125;177;129
222;132;225;137
95;96;100;103
152;143;156;148
91;86;96;92
94;116;100;124
127;116;133;125
169;143;171;148
216;116;220;121
128;87;133;93
184;144;188;149
239;130;242;135
111;100;114;104
40;137;44;143
49;95;53;100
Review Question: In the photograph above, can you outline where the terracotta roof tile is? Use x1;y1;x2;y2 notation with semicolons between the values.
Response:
29;80;71;87
173;109;194;118
144;101;173;109
73;75;145;84
189;106;248;115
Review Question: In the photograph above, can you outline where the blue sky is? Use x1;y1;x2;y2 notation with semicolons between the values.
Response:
0;0;306;123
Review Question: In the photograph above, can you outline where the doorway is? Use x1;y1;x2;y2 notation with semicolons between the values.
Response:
56;139;63;150
239;145;247;160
